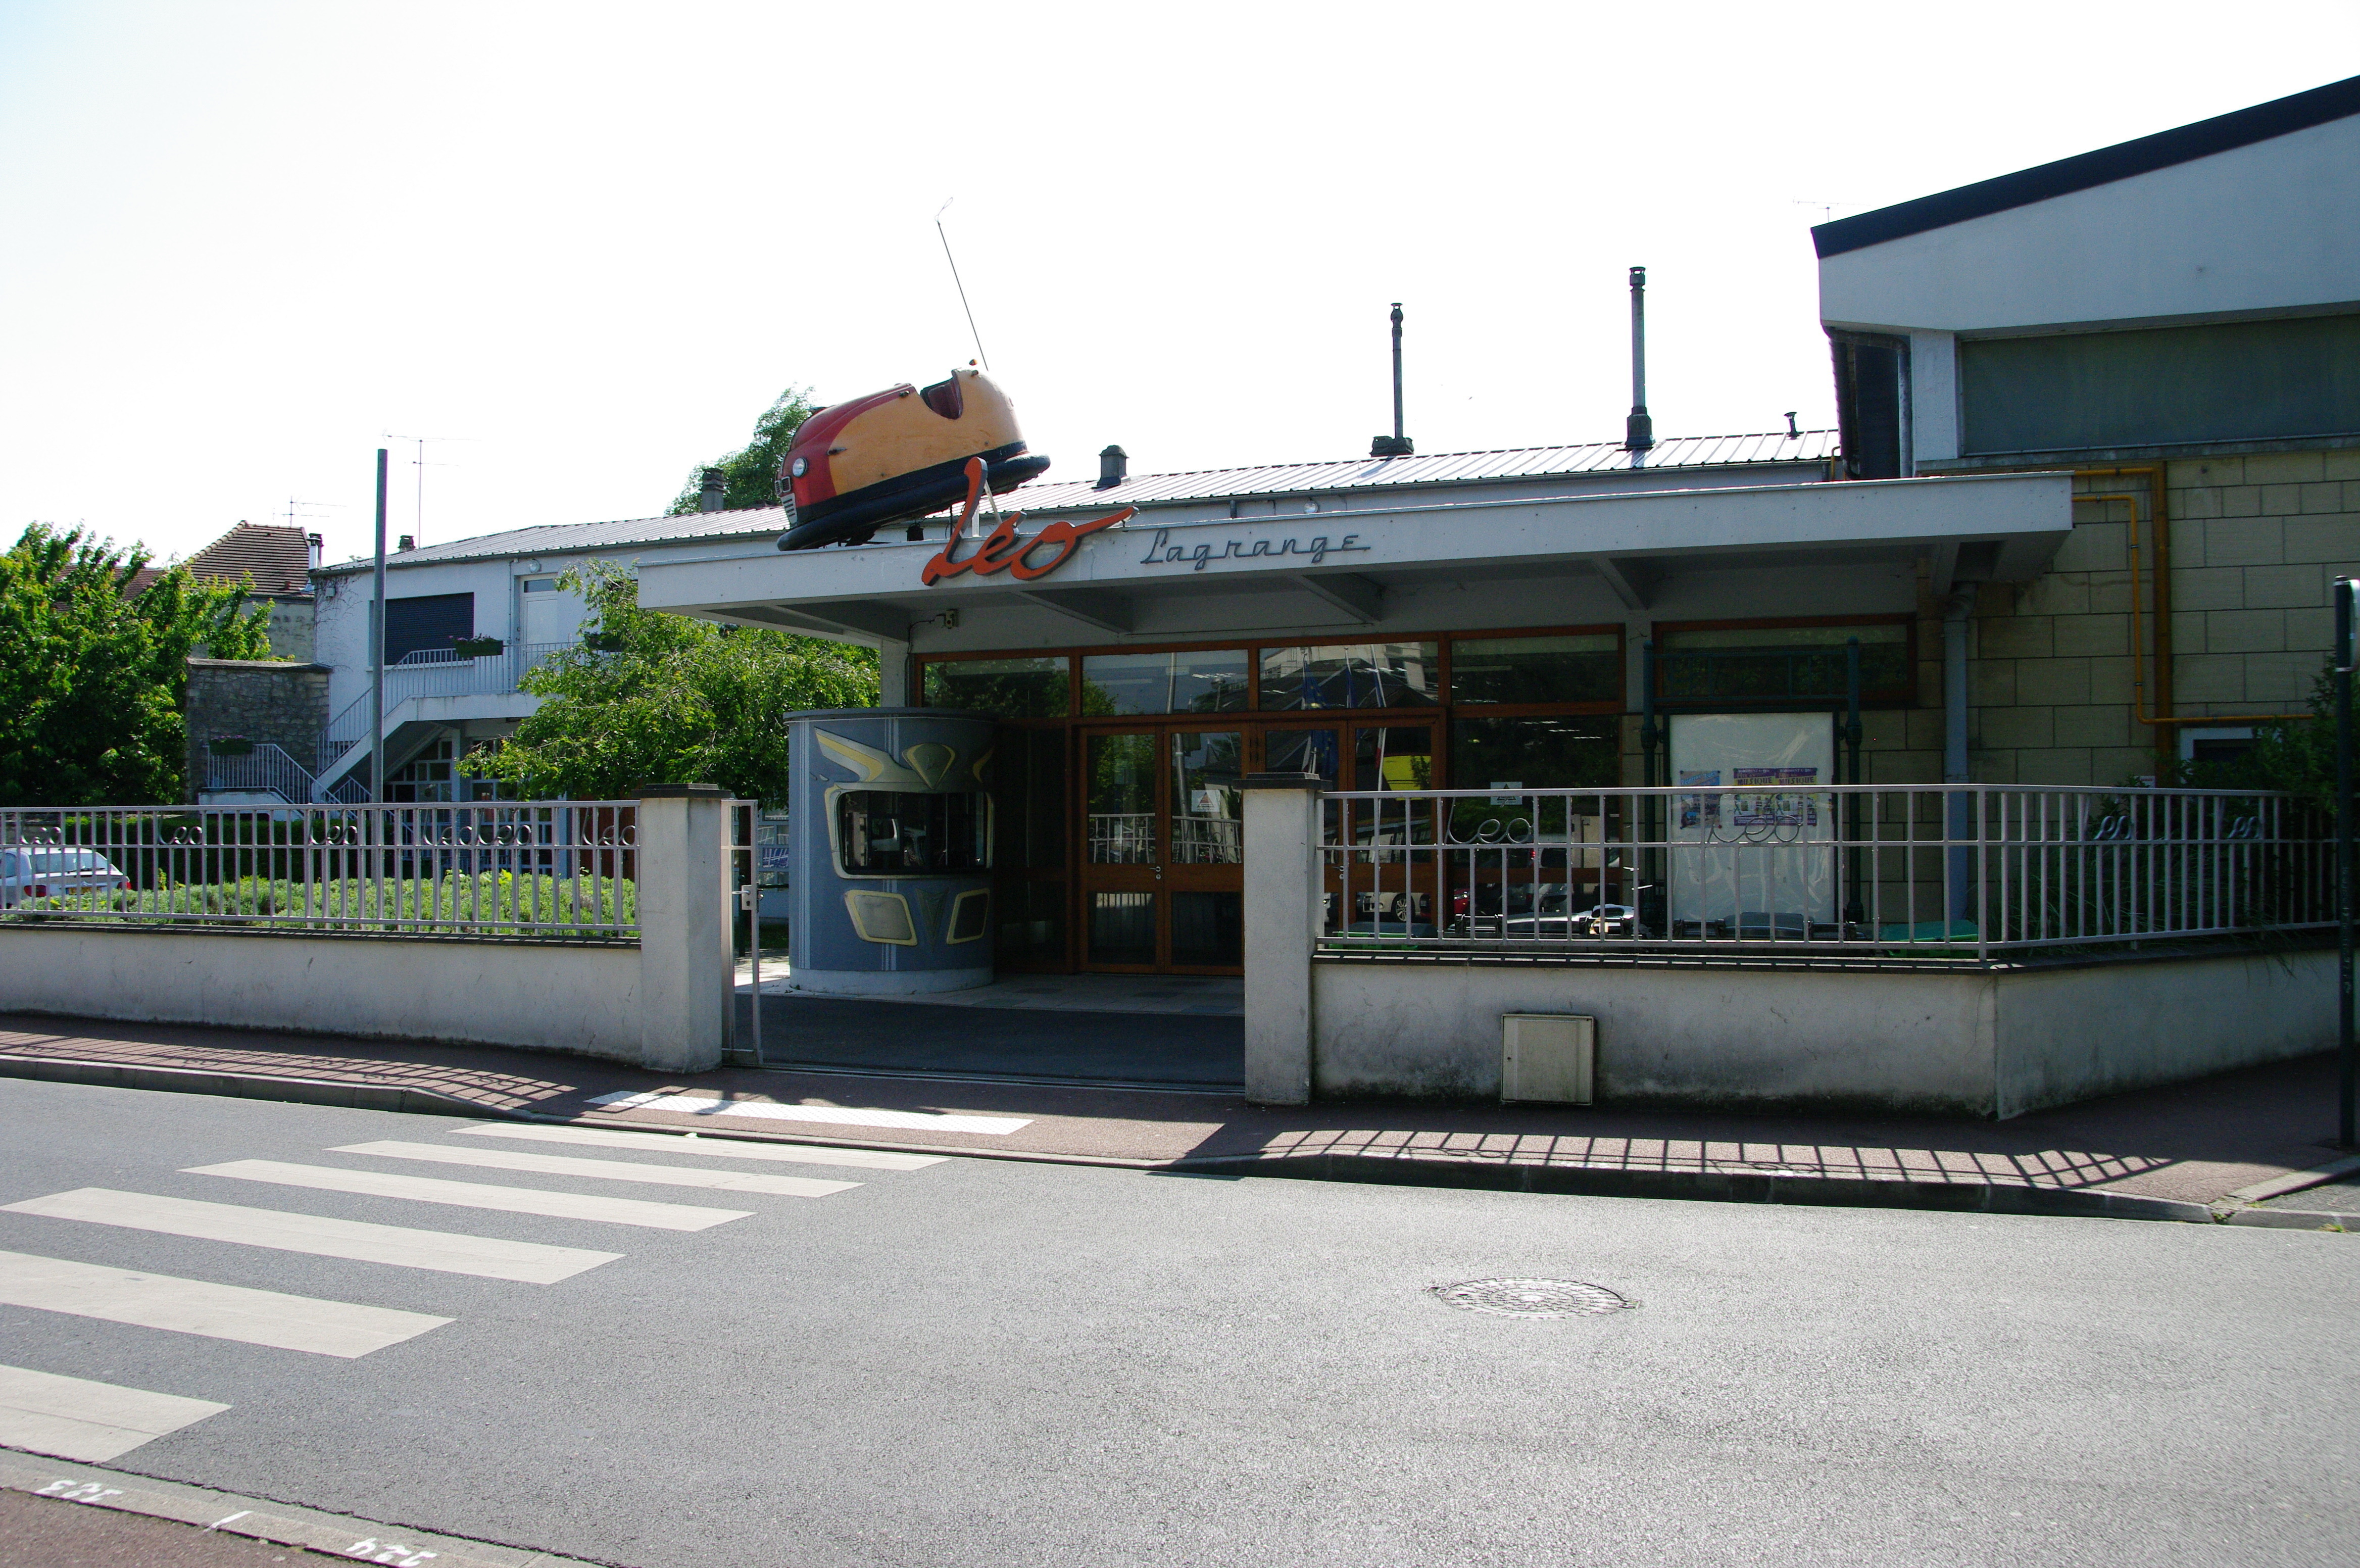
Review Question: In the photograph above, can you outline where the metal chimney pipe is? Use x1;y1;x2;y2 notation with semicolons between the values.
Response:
1625;267;1654;453
698;467;728;513
1369;303;1414;458
1098;445;1128;488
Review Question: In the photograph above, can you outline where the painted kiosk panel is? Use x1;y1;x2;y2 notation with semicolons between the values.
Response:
784;708;997;996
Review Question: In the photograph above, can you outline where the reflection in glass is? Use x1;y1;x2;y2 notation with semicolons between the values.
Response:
1090;891;1157;965
1171;891;1243;967
835;790;991;875
1263;727;1340;783
924;657;1070;717
1081;650;1250;715
1655;623;1908;704
1170;731;1242;864
1086;732;1158;864
1258;643;1439;709
1352;726;1433;791
1446;715;1618;841
1449;633;1620;704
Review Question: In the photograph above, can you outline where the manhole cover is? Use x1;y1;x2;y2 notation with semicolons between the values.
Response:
1433;1278;1630;1318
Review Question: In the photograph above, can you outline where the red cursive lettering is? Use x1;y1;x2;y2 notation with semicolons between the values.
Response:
921;457;1133;585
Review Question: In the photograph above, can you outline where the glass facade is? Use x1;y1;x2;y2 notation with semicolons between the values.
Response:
1258;642;1439;710
1080;650;1250;715
925;657;1069;718
1655;622;1909;705
1450;633;1620;704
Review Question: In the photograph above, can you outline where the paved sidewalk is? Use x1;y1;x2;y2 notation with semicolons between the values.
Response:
0;1012;2352;1223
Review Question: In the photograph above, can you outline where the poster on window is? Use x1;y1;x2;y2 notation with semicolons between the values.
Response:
1666;713;1837;935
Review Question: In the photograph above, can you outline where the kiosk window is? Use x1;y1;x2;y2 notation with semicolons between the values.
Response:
924;658;1069;717
837;791;991;874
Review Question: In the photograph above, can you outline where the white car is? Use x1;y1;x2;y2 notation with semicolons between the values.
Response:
0;847;130;909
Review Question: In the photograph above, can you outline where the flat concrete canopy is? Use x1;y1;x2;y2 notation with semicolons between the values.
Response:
635;471;2073;647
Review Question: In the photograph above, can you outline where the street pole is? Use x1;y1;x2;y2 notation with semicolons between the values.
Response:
2337;577;2356;1148
370;449;388;806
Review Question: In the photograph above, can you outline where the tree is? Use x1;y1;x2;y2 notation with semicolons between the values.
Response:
0;523;274;806
470;560;877;806
667;386;818;515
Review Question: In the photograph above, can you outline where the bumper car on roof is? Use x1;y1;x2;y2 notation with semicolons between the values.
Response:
775;369;1051;550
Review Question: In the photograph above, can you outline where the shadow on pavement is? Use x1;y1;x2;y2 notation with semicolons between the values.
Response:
745;992;1244;1089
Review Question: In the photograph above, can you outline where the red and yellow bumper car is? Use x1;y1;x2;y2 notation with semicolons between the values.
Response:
776;369;1051;550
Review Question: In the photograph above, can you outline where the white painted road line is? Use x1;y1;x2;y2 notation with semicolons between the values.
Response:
184;1160;751;1232
454;1123;946;1171
588;1090;1031;1135
0;1363;229;1462
0;1250;448;1358
333;1141;861;1197
4;1189;618;1284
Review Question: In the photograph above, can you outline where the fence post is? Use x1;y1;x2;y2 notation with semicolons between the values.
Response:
1242;773;1322;1106
635;784;731;1073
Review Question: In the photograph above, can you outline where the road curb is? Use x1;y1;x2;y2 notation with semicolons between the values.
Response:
0;1051;2235;1224
0;1448;611;1567
0;1052;524;1120
1167;1150;2217;1221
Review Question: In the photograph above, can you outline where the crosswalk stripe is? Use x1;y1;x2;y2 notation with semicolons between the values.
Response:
183;1160;749;1232
588;1090;1030;1135
331;1141;860;1198
0;1249;448;1358
0;1362;229;1462
4;1189;617;1284
454;1122;946;1170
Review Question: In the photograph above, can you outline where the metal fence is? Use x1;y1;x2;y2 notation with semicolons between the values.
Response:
1315;783;2330;966
0;801;638;939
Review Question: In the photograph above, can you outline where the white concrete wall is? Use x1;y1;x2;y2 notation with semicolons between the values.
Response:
1820;115;2360;336
1308;948;2334;1117
0;927;648;1063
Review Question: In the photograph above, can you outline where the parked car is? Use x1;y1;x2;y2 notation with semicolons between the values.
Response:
0;847;130;909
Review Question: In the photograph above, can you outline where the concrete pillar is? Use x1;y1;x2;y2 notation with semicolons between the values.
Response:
877;640;913;706
1242;773;1323;1105
634;784;731;1072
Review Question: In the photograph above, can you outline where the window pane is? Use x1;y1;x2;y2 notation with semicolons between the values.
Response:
1263;727;1340;785
1089;891;1157;965
1450;633;1620;704
1258;642;1439;709
1171;731;1242;865
835;790;991;874
1170;891;1242;967
996;880;1066;965
1086;733;1157;864
924;657;1069;718
990;727;1065;870
1081;650;1250;715
1656;623;1908;703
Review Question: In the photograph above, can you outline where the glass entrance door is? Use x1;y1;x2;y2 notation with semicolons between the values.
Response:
1079;726;1244;972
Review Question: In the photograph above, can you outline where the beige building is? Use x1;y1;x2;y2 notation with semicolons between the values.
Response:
1819;73;2360;788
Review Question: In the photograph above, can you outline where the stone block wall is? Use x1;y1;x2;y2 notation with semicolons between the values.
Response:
264;595;316;663
182;659;331;798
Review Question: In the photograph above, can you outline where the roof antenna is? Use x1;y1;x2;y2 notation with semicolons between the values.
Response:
1625;266;1654;457
1370;303;1413;458
935;199;990;371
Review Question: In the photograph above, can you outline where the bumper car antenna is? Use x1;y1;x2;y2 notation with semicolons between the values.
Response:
935;199;990;372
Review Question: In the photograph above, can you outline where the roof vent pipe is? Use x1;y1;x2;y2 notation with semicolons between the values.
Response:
1098;445;1128;488
1625;266;1653;453
698;467;728;512
306;532;323;569
397;534;415;552
1370;303;1414;458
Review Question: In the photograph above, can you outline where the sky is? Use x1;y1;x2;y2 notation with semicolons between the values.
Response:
2;2;2354;570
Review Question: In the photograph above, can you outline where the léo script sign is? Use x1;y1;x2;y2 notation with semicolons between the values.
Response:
921;458;1134;585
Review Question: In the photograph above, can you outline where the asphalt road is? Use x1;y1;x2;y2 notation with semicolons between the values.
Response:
0;1078;2353;1568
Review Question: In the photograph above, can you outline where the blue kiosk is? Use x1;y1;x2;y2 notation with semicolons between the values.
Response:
782;708;997;996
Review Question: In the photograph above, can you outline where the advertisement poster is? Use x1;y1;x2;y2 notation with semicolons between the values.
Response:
1665;714;1837;930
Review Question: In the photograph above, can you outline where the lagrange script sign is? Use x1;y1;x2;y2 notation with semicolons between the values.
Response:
921;458;1134;586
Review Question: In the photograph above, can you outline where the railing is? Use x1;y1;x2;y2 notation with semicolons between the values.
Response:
320;642;571;770
1314;783;2330;967
0;801;638;939
201;743;320;804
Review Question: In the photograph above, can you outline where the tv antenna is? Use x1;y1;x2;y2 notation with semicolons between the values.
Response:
935;199;990;371
279;497;341;529
380;432;474;548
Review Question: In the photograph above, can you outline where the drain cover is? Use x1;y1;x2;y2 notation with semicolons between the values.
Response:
1433;1278;1630;1318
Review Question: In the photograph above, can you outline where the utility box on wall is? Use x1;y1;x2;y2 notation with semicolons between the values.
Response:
1501;1014;1596;1105
783;708;997;997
